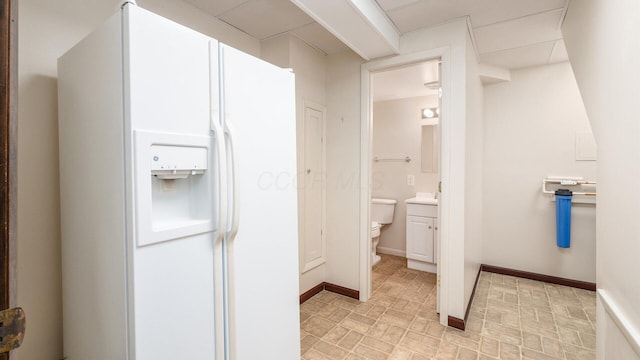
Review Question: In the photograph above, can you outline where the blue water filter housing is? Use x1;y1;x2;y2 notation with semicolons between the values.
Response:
555;189;573;248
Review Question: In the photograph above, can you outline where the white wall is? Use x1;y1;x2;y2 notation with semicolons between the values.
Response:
463;34;484;312
563;1;640;358
18;1;259;358
372;96;439;255
261;34;328;294
325;50;364;291
483;62;596;283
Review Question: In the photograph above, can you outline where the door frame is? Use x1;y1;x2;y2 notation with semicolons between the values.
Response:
300;100;327;273
0;0;18;357
359;47;451;325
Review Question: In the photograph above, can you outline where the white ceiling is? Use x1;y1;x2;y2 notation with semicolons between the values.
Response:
181;0;569;69
183;0;350;53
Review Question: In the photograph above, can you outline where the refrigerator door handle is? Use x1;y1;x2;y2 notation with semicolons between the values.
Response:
224;121;240;241
210;118;228;360
211;120;227;241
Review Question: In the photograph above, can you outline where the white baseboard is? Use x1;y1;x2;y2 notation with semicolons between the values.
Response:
598;289;640;358
376;247;405;258
407;259;437;274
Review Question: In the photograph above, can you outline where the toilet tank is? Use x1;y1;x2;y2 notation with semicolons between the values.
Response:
372;198;396;225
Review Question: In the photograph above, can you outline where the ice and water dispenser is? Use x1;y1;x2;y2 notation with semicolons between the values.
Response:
135;130;215;246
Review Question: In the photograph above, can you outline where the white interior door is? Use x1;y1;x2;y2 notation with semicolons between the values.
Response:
302;104;326;272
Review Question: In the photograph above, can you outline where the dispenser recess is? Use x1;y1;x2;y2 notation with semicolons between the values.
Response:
135;130;215;246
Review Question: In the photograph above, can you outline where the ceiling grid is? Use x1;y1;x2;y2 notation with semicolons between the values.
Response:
182;0;571;69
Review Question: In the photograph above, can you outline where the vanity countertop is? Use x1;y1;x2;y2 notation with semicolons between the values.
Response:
405;195;438;205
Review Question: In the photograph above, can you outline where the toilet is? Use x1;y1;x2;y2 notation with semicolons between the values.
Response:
371;198;396;266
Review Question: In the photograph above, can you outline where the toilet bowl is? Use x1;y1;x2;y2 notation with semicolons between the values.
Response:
371;198;396;266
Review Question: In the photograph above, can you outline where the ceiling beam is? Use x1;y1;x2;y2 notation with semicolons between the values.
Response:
290;0;399;60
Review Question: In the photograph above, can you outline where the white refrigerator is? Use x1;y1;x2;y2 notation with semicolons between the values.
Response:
58;3;300;359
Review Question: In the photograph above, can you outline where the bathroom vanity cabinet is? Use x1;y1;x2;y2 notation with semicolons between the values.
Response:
406;201;438;273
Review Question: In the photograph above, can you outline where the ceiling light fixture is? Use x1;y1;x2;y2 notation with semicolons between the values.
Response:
421;107;438;119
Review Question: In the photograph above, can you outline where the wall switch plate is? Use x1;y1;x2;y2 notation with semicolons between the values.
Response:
407;175;415;186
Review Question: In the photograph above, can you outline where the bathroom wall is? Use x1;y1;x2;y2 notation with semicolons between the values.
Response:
18;1;259;358
563;1;640;358
261;34;328;295
482;62;596;283
372;95;439;256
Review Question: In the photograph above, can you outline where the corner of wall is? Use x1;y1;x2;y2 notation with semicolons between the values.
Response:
463;30;484;312
324;50;365;291
260;34;292;69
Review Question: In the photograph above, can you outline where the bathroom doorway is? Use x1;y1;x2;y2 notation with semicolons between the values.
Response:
360;48;451;325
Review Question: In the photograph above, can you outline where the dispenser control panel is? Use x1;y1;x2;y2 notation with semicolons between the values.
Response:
150;145;207;179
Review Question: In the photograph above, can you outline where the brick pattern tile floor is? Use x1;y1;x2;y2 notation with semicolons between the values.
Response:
300;254;596;359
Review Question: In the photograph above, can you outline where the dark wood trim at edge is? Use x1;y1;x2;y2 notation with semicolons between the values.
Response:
447;265;483;331
481;264;596;291
300;282;360;304
324;283;359;300
299;283;325;304
1;0;17;358
447;316;465;330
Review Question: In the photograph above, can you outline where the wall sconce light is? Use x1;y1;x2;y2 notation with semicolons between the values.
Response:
421;107;438;119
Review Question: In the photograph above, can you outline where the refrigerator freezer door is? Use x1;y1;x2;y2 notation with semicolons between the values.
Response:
221;45;301;360
124;6;220;359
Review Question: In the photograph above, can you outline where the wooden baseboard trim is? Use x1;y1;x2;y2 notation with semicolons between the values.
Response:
447;316;465;330
299;283;325;304
448;265;483;331
324;283;360;300
300;282;360;304
481;264;596;291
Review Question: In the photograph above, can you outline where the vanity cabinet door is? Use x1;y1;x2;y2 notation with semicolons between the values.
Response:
406;215;434;263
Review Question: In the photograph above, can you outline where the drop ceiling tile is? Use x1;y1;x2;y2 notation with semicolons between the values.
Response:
386;0;565;34
291;22;349;55
479;41;556;69
548;39;569;64
182;0;249;17
219;0;314;39
386;1;469;33
474;9;563;54
464;0;566;27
